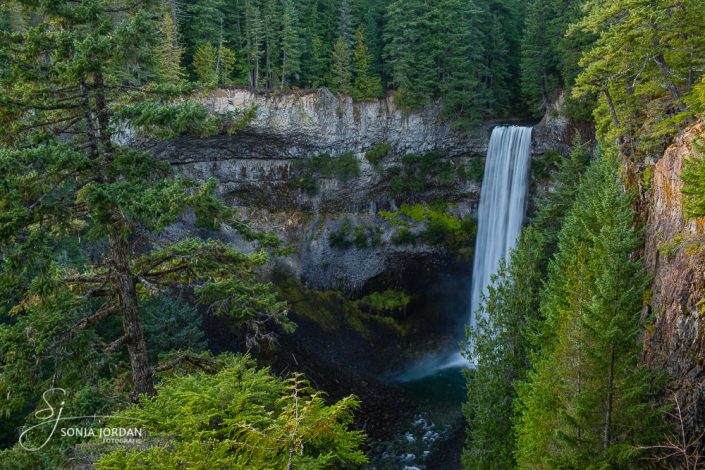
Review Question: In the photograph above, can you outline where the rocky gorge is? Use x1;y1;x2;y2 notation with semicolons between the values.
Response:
156;87;705;461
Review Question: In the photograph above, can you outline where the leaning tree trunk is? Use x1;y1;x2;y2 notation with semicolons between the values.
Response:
109;234;155;397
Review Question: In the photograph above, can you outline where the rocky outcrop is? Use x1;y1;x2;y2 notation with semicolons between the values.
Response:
157;88;567;291
643;122;705;441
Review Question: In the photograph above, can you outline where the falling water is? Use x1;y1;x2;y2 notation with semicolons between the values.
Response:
390;126;532;380
469;126;532;328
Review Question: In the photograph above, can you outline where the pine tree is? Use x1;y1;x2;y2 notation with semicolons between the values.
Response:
438;0;487;128
0;0;291;408
280;0;303;89
330;35;352;94
520;0;559;116
193;42;219;85
352;26;383;101
463;227;545;469
338;0;355;47
243;0;264;88
515;154;667;468
157;11;185;84
142;296;208;362
573;0;705;155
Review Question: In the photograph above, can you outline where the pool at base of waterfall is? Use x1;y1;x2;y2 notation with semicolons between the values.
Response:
364;367;467;470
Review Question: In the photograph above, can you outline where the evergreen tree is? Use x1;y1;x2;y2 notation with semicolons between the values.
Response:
0;0;290;409
330;35;352;94
261;0;280;89
338;0;355;47
463;227;545;469
352;26;383;100
463;139;591;469
573;0;705;156
280;0;303;89
531;138;592;257
156;9;184;84
242;0;264;88
193;42;219;85
142;296;208;362
515;154;667;468
520;0;559;116
438;0;487;128
185;0;226;45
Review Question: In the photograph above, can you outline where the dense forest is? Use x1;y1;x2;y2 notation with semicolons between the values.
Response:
2;0;705;468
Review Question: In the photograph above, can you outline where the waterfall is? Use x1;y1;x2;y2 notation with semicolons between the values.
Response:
390;126;532;379
469;126;532;328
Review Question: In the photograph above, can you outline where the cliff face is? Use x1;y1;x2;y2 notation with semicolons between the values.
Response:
158;88;567;291
643;122;705;437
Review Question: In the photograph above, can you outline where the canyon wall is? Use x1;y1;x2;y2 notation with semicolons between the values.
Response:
157;88;567;291
643;122;705;441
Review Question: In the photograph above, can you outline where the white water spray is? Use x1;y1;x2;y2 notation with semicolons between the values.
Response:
469;126;532;328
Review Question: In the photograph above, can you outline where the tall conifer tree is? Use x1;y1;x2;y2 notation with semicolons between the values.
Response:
0;0;290;405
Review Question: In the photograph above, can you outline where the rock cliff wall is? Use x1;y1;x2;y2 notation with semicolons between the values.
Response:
158;88;567;291
643;122;705;441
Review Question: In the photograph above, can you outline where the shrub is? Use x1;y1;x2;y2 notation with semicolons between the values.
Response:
96;355;367;469
357;290;410;315
365;142;392;167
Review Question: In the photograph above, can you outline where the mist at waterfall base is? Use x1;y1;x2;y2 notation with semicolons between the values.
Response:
390;126;533;383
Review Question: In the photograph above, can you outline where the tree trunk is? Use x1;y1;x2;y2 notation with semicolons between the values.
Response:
109;234;155;397
604;88;620;129
604;343;615;451
653;53;685;112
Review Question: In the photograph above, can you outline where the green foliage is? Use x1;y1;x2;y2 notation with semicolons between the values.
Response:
530;149;563;180
329;218;355;249
357;290;410;315
293;152;361;188
456;157;486;183
352;26;383;101
682;139;705;220
572;0;705;157
463;227;545;469
279;0;303;88
365;142;392;167
142;296;207;362
331;36;352;95
515;154;668;468
96;355;367;469
384;0;524;124
387;152;457;196
193;42;236;87
275;274;411;337
381;203;476;258
0;2;291;453
193;42;219;85
328;219;381;250
520;0;593;117
156;12;185;84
